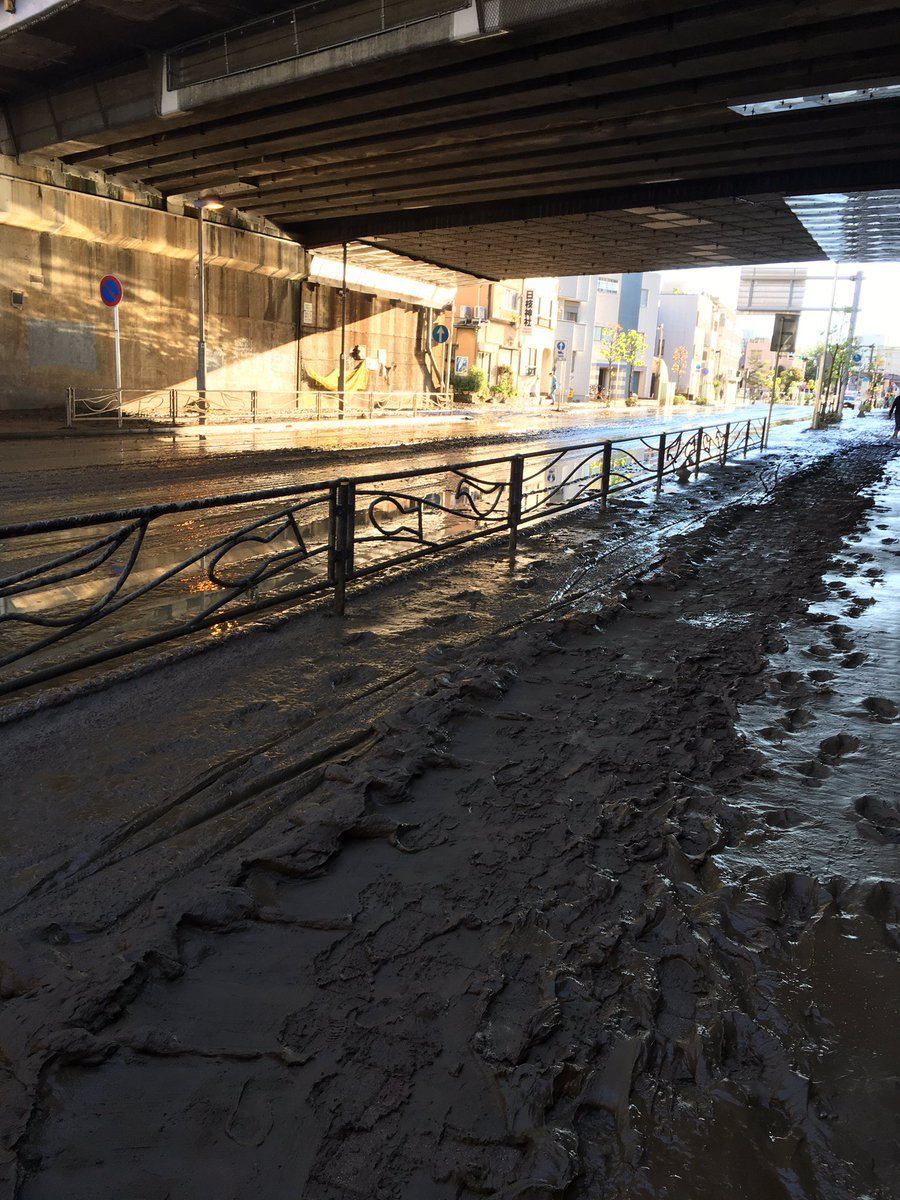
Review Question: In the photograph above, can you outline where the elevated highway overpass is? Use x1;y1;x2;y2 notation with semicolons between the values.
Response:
1;0;900;278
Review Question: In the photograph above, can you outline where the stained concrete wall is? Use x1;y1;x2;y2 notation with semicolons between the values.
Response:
0;160;433;411
298;282;433;396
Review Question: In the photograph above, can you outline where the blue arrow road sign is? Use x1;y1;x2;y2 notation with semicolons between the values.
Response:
431;324;450;344
99;275;123;307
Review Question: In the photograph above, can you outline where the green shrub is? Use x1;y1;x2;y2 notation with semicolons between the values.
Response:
624;395;638;407
451;367;487;398
673;394;687;405
695;397;709;407
493;364;516;399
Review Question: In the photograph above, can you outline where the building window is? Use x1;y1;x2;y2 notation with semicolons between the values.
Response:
501;288;520;311
564;307;578;322
594;325;609;343
597;277;618;294
525;347;538;375
640;288;649;308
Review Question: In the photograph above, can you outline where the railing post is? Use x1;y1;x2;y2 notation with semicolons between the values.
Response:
344;479;356;585
743;418;751;456
694;427;704;478
332;479;349;615
600;440;613;509
413;392;418;418
169;389;177;425
655;431;667;493
250;390;258;423
117;387;123;430
508;454;524;562
66;387;74;427
369;391;375;420
316;391;322;421
721;422;731;464
763;416;770;448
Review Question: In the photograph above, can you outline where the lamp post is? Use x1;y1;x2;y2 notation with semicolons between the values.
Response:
193;196;223;422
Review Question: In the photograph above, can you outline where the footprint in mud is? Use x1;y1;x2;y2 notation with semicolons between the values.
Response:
808;669;835;682
795;759;833;781
780;708;815;732
225;1075;277;1147
853;795;900;842
773;670;805;689
841;652;867;668
763;806;811;828
805;644;834;660
828;625;855;651
818;733;861;760
861;696;899;722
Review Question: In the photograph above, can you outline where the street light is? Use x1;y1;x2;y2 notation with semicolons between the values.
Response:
192;196;224;420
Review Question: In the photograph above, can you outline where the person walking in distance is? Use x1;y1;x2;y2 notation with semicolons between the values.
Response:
889;392;900;440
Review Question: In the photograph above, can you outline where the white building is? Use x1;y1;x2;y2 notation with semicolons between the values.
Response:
556;272;661;401
658;290;741;403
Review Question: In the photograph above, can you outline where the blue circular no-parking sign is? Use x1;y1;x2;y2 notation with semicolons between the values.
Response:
99;275;123;307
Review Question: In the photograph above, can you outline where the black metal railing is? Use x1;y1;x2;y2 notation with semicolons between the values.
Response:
0;417;768;698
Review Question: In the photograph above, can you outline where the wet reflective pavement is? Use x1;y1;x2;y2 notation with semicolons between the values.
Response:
1;404;806;521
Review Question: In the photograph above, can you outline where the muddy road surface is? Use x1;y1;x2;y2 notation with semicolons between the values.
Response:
0;425;897;1199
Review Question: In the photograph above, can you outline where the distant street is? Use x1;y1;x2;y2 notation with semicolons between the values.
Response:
0;403;806;523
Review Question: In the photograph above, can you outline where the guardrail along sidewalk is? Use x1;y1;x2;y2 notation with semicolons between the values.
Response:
0;417;769;697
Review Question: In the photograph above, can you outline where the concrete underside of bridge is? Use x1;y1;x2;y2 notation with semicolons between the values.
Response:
1;0;900;279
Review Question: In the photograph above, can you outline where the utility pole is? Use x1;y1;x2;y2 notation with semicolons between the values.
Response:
813;261;840;427
193;196;223;425
838;271;863;408
338;242;348;418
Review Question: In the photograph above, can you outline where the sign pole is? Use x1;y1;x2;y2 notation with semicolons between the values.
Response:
114;303;123;428
99;274;124;426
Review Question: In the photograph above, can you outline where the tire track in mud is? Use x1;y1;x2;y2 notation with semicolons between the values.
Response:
2;438;897;1199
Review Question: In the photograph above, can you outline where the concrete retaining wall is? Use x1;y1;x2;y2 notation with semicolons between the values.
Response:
0;161;433;411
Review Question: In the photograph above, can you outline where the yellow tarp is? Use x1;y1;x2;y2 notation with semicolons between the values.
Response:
306;362;369;392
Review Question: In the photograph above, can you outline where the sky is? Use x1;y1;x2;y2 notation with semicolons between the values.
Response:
657;261;900;352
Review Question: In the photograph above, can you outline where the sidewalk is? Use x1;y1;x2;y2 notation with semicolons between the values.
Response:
0;398;767;441
1;430;896;1199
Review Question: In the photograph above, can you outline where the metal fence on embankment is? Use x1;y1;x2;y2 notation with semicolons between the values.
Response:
66;388;453;427
0;417;769;698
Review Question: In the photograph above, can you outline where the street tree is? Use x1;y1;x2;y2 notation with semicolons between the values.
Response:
671;345;689;393
804;336;862;398
609;328;647;397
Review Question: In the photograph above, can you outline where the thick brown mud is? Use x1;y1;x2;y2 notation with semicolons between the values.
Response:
0;434;897;1199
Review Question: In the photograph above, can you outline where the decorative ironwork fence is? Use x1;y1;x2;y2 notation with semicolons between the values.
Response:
0;417;768;698
66;388;453;427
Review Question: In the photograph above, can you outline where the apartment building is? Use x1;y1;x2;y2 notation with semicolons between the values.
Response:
658;289;741;402
453;277;559;397
555;272;662;400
